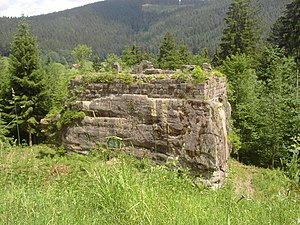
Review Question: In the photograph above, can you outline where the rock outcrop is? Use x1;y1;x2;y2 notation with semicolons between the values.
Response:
63;71;231;185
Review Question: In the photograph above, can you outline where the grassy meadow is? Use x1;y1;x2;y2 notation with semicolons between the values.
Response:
0;145;299;225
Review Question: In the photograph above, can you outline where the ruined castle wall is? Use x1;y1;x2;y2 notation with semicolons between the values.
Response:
64;76;230;185
71;76;227;102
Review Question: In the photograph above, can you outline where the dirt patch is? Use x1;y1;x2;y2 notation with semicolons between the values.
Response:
106;157;121;166
234;171;255;198
42;164;71;188
50;164;70;178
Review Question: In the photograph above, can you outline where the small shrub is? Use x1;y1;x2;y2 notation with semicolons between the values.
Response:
172;70;190;82
214;69;226;77
57;109;85;130
83;72;115;84
156;74;165;79
191;66;209;83
283;135;300;184
117;72;133;84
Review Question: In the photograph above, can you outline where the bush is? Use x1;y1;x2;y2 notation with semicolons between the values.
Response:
283;135;300;184
171;70;190;82
117;72;133;84
191;66;209;83
213;69;226;77
83;72;116;84
57;109;85;130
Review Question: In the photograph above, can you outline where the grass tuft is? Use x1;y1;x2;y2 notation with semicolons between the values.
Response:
0;146;299;224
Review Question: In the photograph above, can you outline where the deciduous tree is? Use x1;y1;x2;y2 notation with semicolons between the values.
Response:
220;54;260;161
256;48;300;167
71;44;93;73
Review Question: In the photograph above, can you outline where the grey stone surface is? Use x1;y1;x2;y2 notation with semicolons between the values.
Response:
64;74;231;185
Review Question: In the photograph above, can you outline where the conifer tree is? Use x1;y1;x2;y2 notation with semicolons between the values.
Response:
0;56;10;142
270;0;300;63
0;56;9;96
122;44;147;67
158;32;179;70
218;0;260;61
178;42;192;65
2;18;48;146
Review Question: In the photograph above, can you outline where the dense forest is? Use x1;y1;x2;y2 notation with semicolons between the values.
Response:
0;0;289;58
0;0;299;184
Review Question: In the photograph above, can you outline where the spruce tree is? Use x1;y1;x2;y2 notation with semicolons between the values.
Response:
178;42;192;65
0;56;9;97
270;0;300;63
122;44;146;67
3;18;48;146
218;0;260;61
0;56;10;143
158;32;179;70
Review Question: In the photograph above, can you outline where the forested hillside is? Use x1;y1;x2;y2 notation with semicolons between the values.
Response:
0;0;289;57
0;3;299;221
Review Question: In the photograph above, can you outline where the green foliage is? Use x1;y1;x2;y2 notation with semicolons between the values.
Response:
0;57;10;142
57;109;85;130
83;72;116;84
283;135;300;184
122;44;147;67
0;146;299;224
178;42;193;65
44;62;78;112
83;71;134;85
218;0;261;62
191;66;209;83
220;54;260;160
256;49;300;167
270;0;300;63
0;0;289;58
100;54;126;73
228;126;242;155
158;32;179;70
213;69;225;77
41;50;69;66
71;44;93;73
171;67;210;83
0;113;10;143
92;56;102;72
0;56;9;96
71;44;92;64
1;18;49;146
117;72;133;84
155;74;165;80
191;48;212;66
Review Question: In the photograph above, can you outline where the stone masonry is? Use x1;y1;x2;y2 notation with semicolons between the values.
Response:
63;71;231;185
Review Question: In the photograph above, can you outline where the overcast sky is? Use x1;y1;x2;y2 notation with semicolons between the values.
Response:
0;0;100;17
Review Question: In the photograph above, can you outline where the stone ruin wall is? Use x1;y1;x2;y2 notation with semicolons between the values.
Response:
72;77;227;102
63;73;231;185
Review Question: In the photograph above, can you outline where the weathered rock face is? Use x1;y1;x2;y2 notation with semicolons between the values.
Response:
63;76;231;184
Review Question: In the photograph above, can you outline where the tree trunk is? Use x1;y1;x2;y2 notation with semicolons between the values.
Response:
29;131;32;147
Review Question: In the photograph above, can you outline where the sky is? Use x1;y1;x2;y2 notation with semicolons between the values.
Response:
0;0;101;17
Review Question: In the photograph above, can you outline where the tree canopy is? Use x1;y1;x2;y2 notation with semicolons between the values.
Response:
2;18;49;146
218;0;260;62
270;0;300;63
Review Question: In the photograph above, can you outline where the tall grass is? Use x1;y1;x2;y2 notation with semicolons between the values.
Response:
0;145;299;225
